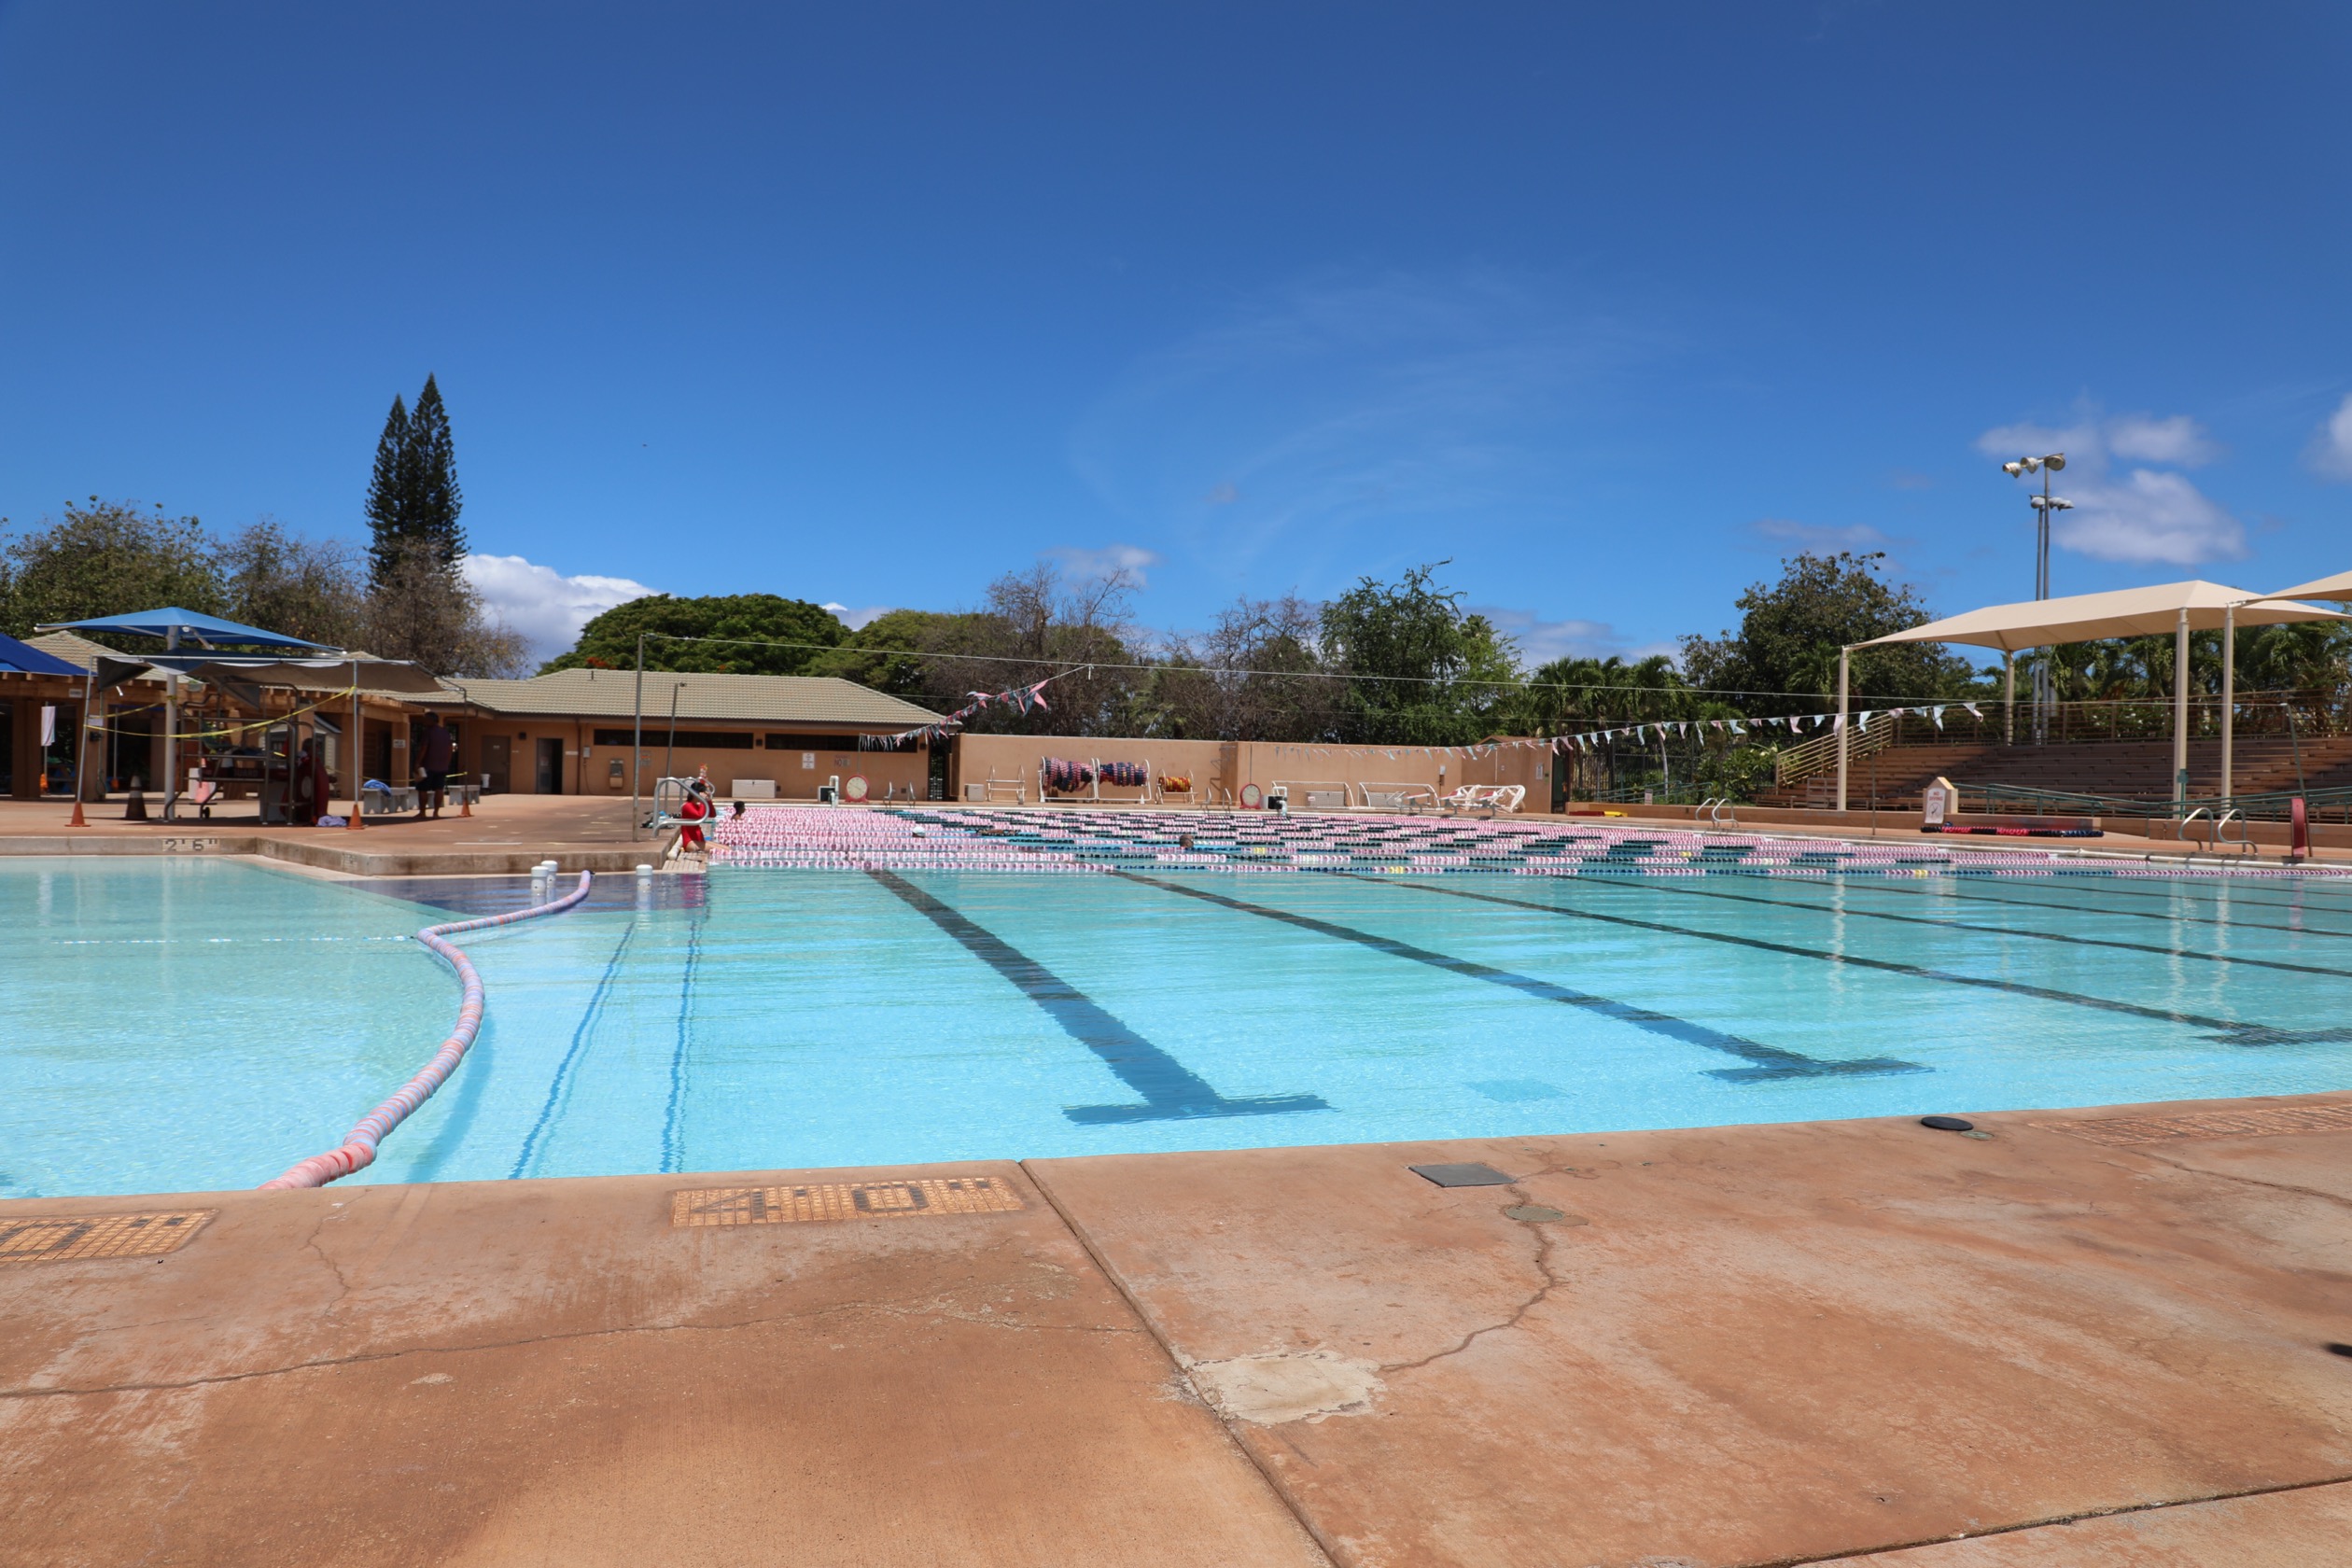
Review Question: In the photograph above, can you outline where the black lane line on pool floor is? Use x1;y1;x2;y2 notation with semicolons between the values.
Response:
1113;873;1920;1082
660;909;705;1173
1873;872;2352;928
1559;872;2352;982
1367;875;2352;1048
1769;875;2352;942
867;870;1327;1124
510;917;639;1180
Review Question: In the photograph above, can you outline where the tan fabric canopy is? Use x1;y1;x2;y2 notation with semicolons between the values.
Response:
1833;580;2349;813
1855;580;2350;653
2267;569;2352;604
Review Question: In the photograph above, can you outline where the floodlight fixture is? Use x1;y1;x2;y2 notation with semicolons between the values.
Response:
1999;455;2068;743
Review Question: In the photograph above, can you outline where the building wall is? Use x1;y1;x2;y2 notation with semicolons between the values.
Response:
947;733;1556;812
453;720;930;801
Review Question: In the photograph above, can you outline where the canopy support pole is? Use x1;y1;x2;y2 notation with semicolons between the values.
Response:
2172;607;2191;814
630;633;644;844
2220;604;2236;803
347;661;365;831
163;627;180;821
2002;653;2014;745
1835;646;1851;813
68;662;93;827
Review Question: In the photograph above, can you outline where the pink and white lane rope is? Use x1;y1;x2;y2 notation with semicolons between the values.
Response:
259;870;597;1190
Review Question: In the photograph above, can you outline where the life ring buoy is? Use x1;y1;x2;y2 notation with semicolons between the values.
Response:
844;775;870;802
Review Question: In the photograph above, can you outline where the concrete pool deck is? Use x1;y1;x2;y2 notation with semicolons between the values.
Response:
7;1093;2351;1566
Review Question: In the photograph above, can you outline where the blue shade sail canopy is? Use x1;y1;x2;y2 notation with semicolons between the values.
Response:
0;632;86;677
33;607;336;651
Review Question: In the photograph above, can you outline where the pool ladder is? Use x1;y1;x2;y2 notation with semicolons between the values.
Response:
1695;796;1740;829
2178;805;2252;855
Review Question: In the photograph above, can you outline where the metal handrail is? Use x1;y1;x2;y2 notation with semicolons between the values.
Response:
1774;720;1895;788
1965;780;2352;822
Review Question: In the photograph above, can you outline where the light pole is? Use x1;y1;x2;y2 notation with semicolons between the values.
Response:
2001;453;2068;744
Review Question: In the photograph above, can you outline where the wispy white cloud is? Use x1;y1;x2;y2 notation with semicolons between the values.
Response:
2305;393;2352;481
1975;408;2221;471
2107;414;2220;467
1046;542;1162;586
2054;470;2246;566
821;602;895;631
1069;269;1665;579
1474;606;1673;667
1751;519;1898;553
461;553;656;661
1974;405;2241;567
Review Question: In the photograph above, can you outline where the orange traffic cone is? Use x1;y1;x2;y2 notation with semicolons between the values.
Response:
67;798;87;828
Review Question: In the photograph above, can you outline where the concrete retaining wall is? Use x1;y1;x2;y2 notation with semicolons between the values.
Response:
949;734;1555;811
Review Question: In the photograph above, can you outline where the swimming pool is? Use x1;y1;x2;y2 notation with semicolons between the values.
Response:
7;845;2352;1197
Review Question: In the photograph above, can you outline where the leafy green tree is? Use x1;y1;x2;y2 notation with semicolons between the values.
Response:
541;594;849;675
1155;594;1339;741
217;520;368;649
1508;652;1697;735
0;499;223;638
1318;564;1519;745
1678;552;1982;716
804;609;965;695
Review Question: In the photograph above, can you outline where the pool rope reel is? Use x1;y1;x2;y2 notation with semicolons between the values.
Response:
259;870;595;1190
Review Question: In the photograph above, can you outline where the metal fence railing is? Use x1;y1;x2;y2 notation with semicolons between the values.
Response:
1961;780;2352;825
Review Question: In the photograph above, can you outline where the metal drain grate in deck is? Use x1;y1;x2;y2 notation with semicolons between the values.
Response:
670;1177;1025;1226
2034;1103;2352;1146
0;1211;215;1264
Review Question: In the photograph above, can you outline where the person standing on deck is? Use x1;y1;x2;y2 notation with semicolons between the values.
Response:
416;719;456;819
678;777;712;854
292;738;330;826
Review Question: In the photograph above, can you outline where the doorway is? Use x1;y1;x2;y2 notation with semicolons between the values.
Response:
535;737;562;794
483;735;511;794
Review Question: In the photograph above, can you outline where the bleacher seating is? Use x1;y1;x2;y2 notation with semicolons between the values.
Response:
1755;736;2352;811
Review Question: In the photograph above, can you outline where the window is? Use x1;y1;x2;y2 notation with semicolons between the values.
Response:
764;733;868;750
595;728;753;749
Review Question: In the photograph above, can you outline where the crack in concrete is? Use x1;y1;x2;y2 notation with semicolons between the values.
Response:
2119;1147;2352;1212
1743;1470;2352;1568
302;1211;353;1309
0;1295;1136;1401
1379;1181;1569;1376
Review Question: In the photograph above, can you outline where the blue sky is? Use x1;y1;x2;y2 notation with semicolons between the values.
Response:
4;2;2349;664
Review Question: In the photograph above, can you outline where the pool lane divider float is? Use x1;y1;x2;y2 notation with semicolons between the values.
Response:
708;805;2352;881
259;870;596;1190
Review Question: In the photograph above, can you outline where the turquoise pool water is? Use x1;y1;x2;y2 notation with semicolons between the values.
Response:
6;856;2352;1197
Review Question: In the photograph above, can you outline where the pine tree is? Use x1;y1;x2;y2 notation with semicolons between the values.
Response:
363;377;467;590
364;394;410;588
407;375;465;569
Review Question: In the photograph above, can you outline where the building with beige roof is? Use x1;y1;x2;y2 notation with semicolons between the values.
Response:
423;666;945;800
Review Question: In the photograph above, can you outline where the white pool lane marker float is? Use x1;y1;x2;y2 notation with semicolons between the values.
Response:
259;872;596;1190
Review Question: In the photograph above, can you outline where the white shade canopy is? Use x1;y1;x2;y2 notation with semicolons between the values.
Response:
1854;580;2350;653
2266;570;2352;604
